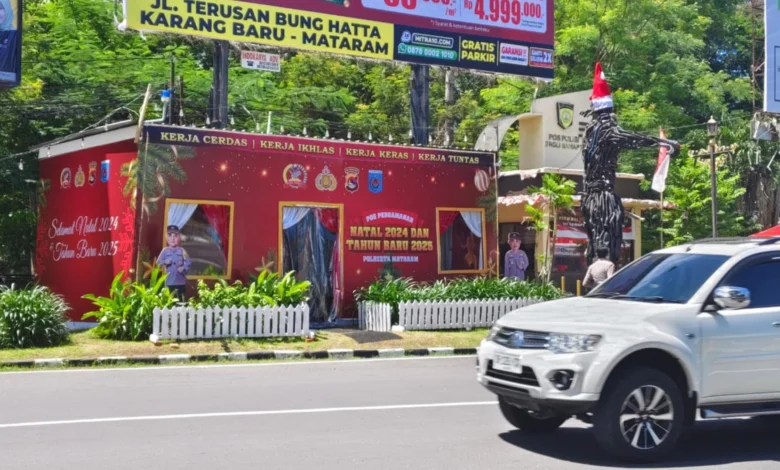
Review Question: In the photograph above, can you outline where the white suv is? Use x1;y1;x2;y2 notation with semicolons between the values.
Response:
477;237;780;462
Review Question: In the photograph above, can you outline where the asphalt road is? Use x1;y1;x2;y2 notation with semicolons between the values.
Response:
0;357;778;470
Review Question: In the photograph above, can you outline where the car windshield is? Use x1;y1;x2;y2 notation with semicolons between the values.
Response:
587;253;729;304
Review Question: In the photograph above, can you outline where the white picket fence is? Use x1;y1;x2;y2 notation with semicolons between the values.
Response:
151;304;310;341
397;298;542;331
358;302;393;332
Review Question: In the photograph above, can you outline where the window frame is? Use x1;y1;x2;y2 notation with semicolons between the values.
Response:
436;207;488;275
162;198;235;281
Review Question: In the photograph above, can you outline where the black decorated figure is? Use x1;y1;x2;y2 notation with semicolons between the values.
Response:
581;64;679;265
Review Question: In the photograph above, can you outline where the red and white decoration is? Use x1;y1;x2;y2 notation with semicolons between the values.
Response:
590;63;614;111
652;128;670;193
474;169;490;192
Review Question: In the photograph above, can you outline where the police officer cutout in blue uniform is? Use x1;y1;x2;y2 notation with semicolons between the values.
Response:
157;225;191;301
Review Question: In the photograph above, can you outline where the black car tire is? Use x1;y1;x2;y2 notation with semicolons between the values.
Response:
498;397;569;432
593;367;686;463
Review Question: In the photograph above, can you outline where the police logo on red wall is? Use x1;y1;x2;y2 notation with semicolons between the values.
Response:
283;163;308;189
60;168;71;189
345;167;360;193
88;161;98;185
75;165;86;188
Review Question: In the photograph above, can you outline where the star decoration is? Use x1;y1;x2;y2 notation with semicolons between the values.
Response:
255;256;275;272
142;261;157;279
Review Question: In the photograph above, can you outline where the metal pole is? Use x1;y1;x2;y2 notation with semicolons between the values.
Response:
212;40;230;129
410;64;430;145
710;139;718;237
169;56;176;125
660;191;664;248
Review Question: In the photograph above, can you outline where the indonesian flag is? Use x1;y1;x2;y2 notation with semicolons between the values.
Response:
652;128;670;193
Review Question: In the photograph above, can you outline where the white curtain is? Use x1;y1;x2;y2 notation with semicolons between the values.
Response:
282;207;311;230
460;211;484;269
167;203;198;230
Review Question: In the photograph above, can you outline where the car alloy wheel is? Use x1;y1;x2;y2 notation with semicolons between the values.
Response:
619;385;674;450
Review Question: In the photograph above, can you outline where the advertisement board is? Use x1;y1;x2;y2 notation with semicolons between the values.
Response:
122;0;554;78
37;144;139;322
241;50;281;72
766;0;780;114
0;0;22;87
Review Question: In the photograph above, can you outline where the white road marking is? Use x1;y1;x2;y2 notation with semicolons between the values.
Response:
0;354;476;376
0;401;498;429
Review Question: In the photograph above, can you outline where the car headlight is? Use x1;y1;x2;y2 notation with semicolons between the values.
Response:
486;325;501;342
548;333;602;354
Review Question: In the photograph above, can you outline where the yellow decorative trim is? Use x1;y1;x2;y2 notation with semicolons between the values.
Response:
436;207;489;275
163;198;235;281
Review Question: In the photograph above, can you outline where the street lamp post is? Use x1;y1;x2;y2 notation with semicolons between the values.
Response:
707;116;719;238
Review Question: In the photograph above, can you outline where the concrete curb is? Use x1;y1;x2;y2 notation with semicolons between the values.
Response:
0;348;478;370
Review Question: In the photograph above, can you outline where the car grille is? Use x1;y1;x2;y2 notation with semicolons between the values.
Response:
485;361;540;387
492;327;549;349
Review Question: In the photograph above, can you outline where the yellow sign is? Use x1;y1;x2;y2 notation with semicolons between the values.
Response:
124;0;393;60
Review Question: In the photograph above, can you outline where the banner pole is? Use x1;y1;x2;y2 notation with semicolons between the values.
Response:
660;191;664;248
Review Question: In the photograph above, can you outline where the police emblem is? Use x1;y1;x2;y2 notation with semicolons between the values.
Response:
283;163;308;189
315;166;337;192
101;160;110;183
557;102;574;130
88;161;97;185
60;168;72;189
345;167;360;193
75;165;86;188
368;170;383;194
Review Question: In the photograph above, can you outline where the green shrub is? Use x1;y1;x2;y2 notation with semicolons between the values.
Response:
354;277;563;319
190;271;311;308
83;268;177;341
0;285;70;349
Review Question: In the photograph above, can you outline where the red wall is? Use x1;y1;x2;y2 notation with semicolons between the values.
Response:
142;125;498;320
37;141;138;321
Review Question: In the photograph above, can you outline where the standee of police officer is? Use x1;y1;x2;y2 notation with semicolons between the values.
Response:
157;225;191;301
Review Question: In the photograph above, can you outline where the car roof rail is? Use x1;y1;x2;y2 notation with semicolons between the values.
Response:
756;236;780;246
687;237;754;245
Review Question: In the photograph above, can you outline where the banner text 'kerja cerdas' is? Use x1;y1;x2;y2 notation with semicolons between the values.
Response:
124;0;393;60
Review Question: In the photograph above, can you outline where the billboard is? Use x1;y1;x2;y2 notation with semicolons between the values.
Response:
122;0;554;79
767;0;780;114
37;144;139;323
0;0;21;87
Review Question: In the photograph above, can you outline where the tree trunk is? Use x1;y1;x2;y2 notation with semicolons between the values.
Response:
547;209;558;283
740;166;779;229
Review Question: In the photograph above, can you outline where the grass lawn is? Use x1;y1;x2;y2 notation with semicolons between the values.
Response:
0;328;488;362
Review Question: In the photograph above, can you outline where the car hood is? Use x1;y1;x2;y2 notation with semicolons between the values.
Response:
497;297;689;333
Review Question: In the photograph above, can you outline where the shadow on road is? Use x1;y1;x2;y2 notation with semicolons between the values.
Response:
500;416;780;467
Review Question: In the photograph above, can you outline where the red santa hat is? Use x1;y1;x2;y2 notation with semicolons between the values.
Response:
590;63;614;111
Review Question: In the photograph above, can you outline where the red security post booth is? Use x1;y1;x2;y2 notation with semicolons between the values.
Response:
36;123;499;328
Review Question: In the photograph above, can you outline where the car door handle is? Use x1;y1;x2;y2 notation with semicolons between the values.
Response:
773;322;780;327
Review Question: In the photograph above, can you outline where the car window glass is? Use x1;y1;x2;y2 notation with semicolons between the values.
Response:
627;255;727;303
722;260;780;309
594;253;728;303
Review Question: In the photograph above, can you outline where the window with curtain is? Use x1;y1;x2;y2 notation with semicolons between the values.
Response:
164;200;234;278
282;206;341;324
438;209;486;273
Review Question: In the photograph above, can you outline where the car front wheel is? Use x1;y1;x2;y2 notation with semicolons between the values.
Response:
498;397;569;432
593;368;686;462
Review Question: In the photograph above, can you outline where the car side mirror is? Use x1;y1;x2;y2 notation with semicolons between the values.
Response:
713;286;751;310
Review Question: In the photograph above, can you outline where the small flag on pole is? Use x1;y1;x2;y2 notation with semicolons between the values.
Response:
652;128;670;193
